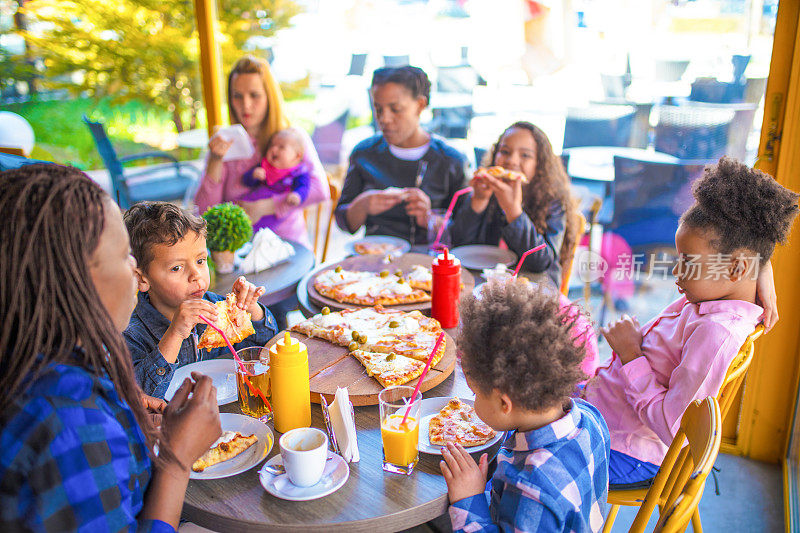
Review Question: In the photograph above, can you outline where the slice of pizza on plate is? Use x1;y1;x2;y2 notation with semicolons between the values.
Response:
192;431;258;472
314;267;430;306
428;398;496;447
197;293;256;350
350;349;426;387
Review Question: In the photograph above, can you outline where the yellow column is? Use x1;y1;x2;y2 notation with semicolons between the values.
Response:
737;0;800;463
193;0;224;136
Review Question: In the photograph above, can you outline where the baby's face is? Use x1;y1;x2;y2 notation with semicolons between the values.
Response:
266;134;303;169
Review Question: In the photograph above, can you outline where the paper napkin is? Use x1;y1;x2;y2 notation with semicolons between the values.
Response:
240;228;295;274
215;124;255;162
329;387;359;463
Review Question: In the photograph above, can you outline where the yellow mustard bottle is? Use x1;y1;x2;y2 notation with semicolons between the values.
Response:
268;331;311;433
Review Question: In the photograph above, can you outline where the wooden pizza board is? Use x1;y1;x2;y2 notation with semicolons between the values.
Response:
306;252;475;313
265;329;457;406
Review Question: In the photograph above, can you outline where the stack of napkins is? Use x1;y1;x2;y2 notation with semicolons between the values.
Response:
240;228;295;274
327;387;359;463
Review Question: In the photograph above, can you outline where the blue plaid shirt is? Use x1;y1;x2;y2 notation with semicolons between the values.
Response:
0;359;173;532
449;398;610;532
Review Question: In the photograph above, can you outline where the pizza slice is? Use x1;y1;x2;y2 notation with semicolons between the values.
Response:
191;431;258;472
475;166;529;184
428;398;496;447
354;242;401;255
196;293;256;350
406;265;432;292
350;349;426;387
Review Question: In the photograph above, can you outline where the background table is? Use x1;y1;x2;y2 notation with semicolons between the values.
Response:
210;241;315;307
181;364;497;532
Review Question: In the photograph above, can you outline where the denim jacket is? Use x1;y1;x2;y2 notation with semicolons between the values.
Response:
124;291;277;398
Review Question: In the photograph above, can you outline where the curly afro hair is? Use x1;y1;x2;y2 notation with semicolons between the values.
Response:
681;157;799;263
458;279;587;412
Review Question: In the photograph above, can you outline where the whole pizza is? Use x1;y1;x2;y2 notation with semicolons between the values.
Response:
314;266;432;306
290;305;445;387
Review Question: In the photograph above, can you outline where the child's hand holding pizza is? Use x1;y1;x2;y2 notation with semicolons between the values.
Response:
232;276;266;321
440;442;489;504
170;299;220;340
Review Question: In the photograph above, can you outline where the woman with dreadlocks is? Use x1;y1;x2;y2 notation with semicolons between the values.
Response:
0;164;221;531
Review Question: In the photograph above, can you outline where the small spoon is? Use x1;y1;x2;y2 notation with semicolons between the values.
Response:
262;455;334;476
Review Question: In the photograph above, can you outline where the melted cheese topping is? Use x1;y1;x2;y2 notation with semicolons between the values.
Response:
340;277;414;298
208;430;239;449
316;269;372;286
407;265;432;283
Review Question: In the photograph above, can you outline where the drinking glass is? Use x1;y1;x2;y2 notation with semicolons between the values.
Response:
236;346;272;422
378;386;421;475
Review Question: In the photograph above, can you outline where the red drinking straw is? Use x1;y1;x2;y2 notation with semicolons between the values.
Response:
400;331;445;426
199;315;271;410
512;244;547;277
432;186;473;250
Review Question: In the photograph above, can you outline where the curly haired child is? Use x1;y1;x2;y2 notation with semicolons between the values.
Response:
583;156;799;487
441;279;610;532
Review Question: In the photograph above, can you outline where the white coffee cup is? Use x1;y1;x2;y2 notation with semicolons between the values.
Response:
279;427;329;487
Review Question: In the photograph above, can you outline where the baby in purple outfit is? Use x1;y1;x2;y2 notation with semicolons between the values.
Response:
240;128;311;231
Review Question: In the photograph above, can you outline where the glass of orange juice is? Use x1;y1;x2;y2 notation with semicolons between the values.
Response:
235;347;272;422
378;386;421;475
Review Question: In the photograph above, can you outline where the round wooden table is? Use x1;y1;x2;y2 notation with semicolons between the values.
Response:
181;364;498;532
210;240;315;307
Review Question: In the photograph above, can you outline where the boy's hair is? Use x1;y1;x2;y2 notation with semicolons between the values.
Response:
458;279;587;411
123;201;207;271
681;157;799;263
371;65;431;103
269;128;305;156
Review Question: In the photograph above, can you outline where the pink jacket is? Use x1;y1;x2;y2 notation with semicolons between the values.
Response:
582;296;762;464
194;128;329;249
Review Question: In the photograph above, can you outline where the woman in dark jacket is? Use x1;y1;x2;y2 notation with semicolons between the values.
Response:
335;66;467;246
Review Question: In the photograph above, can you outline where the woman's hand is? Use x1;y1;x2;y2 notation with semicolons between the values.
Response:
483;174;523;223
440;443;488;504
238;198;276;222
160;373;221;471
403;187;432;227
142;393;167;427
602;315;644;365
231;275;266;321
208;135;233;162
755;260;778;332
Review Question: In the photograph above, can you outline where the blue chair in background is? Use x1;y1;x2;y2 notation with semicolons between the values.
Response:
608;155;707;254
563;104;636;149
347;53;367;76
429;105;473;139
383;55;409;67
83;115;200;209
311;109;349;169
653;105;735;160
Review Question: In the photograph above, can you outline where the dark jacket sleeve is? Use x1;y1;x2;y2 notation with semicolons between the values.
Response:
449;192;498;247
502;200;566;284
334;153;367;234
124;322;180;398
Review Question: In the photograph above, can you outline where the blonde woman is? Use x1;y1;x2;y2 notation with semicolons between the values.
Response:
194;55;329;249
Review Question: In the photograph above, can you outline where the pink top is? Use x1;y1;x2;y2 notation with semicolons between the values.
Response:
194;127;329;249
582;296;762;464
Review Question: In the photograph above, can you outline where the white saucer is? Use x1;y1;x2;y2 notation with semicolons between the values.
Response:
259;451;349;501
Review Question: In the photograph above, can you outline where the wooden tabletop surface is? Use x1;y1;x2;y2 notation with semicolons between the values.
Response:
210;240;315;307
181;364;497;532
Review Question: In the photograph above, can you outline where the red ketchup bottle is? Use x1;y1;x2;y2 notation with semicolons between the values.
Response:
431;247;461;328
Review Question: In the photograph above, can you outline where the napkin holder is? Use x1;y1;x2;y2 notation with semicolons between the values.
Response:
320;388;359;463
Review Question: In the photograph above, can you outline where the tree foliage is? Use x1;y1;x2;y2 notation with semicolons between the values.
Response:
21;0;301;131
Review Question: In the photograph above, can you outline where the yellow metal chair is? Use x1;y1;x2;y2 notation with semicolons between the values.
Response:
603;325;765;533
304;175;340;263
627;397;722;533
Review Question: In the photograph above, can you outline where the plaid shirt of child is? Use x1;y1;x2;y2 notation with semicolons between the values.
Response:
0;358;173;532
449;398;610;533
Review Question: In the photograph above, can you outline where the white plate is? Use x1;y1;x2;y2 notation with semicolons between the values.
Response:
259;450;349;501
164;359;238;405
417;396;504;455
450;245;517;271
191;413;273;480
344;235;411;256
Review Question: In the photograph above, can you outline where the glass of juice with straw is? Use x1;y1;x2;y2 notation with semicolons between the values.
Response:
235;346;272;422
379;385;421;475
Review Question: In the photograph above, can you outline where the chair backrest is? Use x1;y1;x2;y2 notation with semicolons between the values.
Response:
610;156;706;252
436;65;480;94
717;325;765;419
629;397;722;533
82;115;128;206
653;105;735;160
306;175;340;263
311;110;349;167
563;105;636;149
383;55;409;67
348;53;367;76
430;105;473;139
560;211;586;296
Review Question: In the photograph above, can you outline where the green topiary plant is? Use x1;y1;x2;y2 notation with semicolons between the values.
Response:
202;202;253;252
